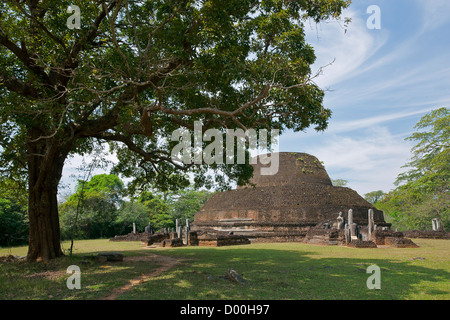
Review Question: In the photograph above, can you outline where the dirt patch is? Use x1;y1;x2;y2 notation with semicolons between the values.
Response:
100;252;181;300
25;270;66;280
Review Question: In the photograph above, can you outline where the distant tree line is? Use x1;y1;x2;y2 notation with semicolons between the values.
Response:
0;179;29;246
60;174;212;240
364;108;449;231
0;173;212;246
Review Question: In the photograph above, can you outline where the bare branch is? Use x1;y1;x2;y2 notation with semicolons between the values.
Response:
148;84;271;117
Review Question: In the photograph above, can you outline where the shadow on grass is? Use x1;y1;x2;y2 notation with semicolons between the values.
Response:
1;245;448;300
0;250;163;300
116;246;450;300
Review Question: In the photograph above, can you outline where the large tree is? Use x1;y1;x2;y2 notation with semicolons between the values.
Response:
0;0;350;260
378;107;449;230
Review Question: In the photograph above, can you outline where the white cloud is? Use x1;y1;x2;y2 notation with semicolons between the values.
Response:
278;1;450;197
305;2;450;111
327;58;450;107
306;126;413;195
326;106;436;134
417;0;450;33
305;8;388;88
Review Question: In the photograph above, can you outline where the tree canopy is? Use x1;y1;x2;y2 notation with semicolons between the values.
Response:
377;107;449;231
68;173;125;206
364;190;384;204
0;0;351;260
396;107;449;193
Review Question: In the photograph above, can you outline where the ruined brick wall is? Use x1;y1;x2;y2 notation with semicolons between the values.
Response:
193;152;389;240
347;240;377;248
188;231;199;246
194;185;385;226
162;238;183;247
372;230;403;245
236;153;333;188
384;237;418;248
110;232;149;242
403;230;450;239
146;232;170;245
198;234;251;247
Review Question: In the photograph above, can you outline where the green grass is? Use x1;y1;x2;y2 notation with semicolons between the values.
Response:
0;240;160;300
1;239;449;300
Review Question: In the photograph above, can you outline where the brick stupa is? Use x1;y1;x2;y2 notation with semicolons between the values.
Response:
192;152;390;242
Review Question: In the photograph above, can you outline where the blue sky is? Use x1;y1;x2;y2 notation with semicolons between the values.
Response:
60;0;450;199
278;0;450;195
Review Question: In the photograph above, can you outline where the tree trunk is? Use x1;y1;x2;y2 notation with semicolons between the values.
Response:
27;181;63;261
26;134;69;261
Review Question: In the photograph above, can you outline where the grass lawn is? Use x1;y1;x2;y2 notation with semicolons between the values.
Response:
0;239;449;300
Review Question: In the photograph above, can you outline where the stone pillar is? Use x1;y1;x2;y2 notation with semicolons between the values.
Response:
132;222;136;234
348;209;353;227
344;223;350;244
368;209;374;240
350;223;358;241
176;219;182;239
432;218;441;231
348;209;358;240
185;219;191;245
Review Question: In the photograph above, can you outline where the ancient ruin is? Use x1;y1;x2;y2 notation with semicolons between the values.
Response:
192;152;391;244
111;152;422;248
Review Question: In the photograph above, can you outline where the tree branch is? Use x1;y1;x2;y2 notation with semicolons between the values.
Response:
148;83;271;117
0;26;52;86
92;132;193;171
69;1;118;60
